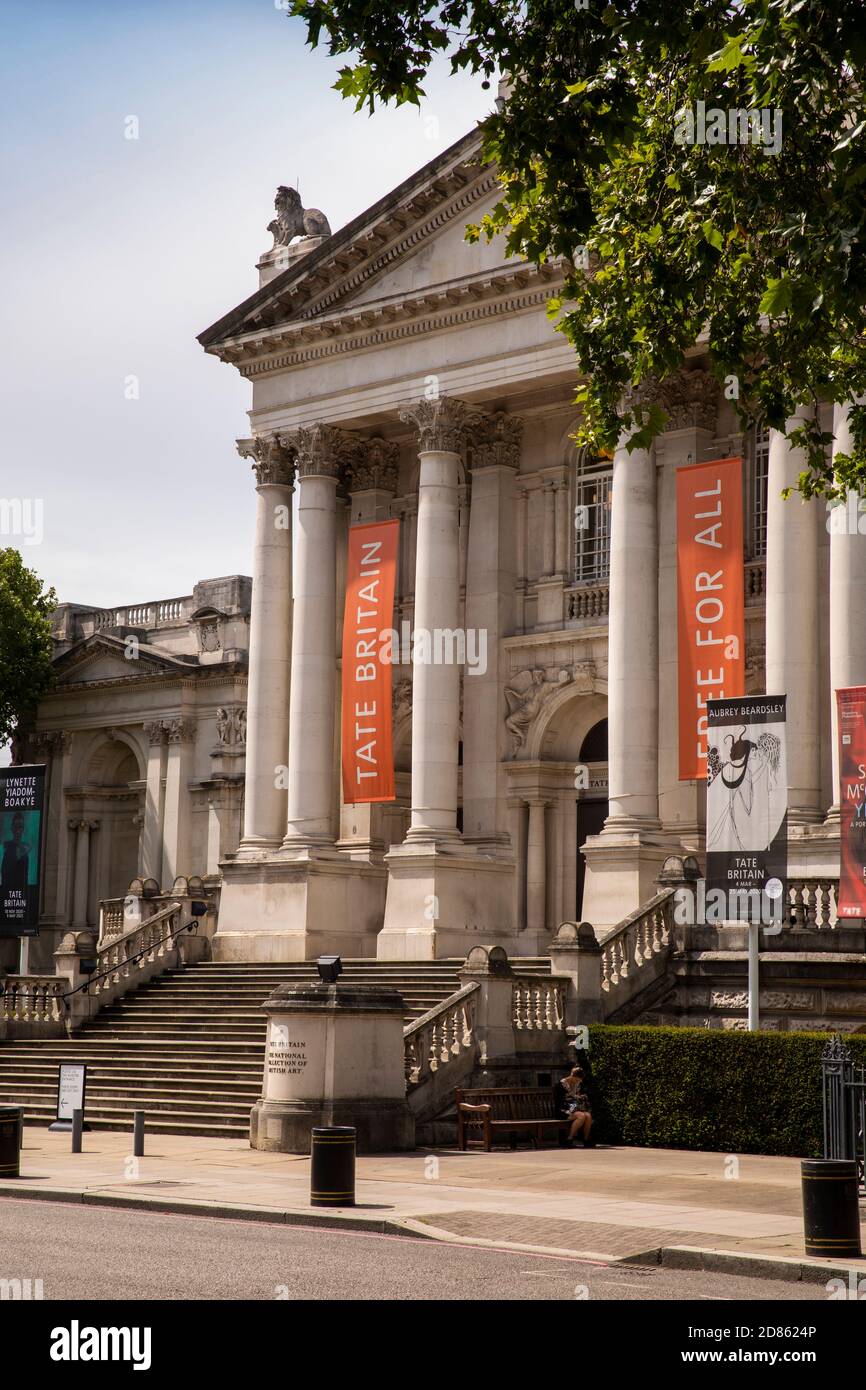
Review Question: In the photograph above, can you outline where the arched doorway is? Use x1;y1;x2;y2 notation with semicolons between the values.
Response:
575;719;608;918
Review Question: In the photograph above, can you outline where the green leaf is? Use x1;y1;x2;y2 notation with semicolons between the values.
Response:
759;276;794;315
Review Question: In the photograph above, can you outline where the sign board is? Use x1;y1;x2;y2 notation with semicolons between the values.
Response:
341;519;399;804
706;695;788;923
0;764;46;937
836;686;866;917
56;1063;87;1124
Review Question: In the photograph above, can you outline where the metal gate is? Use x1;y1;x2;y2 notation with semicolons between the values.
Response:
822;1034;866;1190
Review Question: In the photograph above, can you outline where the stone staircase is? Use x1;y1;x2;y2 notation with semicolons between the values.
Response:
0;958;552;1138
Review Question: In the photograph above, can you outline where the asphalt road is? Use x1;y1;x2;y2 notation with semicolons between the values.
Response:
0;1197;829;1302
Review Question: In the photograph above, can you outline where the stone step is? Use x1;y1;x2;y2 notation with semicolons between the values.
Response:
18;1106;249;1138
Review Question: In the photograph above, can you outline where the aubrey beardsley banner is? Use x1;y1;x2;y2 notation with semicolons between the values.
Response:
341;519;399;805
677;456;746;780
837;687;866;918
706;696;787;922
0;763;46;936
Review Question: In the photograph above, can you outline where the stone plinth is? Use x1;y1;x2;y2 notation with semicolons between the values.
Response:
249;981;414;1153
377;842;516;959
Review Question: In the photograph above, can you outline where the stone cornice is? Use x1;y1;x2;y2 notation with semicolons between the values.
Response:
229;268;560;378
38;669;249;697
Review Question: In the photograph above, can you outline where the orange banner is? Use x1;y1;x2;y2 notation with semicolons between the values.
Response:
677;457;745;780
341;519;399;804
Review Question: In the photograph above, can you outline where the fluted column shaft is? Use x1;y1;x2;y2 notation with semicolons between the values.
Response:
766;409;822;821
71;820;95;927
525;798;548;934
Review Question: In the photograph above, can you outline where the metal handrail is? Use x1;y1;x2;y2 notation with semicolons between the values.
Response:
61;913;197;1000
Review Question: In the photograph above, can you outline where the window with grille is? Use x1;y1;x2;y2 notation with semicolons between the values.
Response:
748;424;770;558
573;456;612;583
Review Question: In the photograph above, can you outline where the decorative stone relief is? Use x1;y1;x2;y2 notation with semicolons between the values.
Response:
761;990;816;1011
351;436;399;493
197;620;221;654
469;410;523;470
504;667;572;754
826;992;866;1014
237;435;295;488
393;677;413;724
216;706;246;748
279;423;359;480
399;396;468;454
658;368;718;433
710;990;748;1009
267;185;331;247
145;721;168;745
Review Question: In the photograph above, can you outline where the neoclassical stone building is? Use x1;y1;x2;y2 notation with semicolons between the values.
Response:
12;578;251;971
20;127;861;970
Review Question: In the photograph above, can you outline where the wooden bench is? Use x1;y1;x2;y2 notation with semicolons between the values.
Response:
455;1086;570;1152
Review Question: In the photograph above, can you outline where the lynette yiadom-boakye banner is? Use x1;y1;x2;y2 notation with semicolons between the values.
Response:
837;686;866;918
0;763;46;937
706;696;787;924
341;519;399;805
676;456;745;781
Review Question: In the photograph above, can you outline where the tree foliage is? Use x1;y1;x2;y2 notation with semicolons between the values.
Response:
289;0;866;497
0;549;56;747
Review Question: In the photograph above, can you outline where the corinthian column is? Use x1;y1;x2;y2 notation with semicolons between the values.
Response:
766;408;822;822
236;435;294;852
828;400;866;819
399;396;465;842
280;423;347;847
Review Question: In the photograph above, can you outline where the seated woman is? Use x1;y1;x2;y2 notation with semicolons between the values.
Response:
560;1065;594;1148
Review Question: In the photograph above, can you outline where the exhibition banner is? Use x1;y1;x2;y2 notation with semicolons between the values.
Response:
836;686;866;918
677;456;745;780
706;696;787;923
0;763;46;936
341;519;399;804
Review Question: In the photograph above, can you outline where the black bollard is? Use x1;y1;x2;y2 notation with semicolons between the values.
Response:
801;1158;862;1259
133;1110;145;1158
71;1108;83;1154
0;1106;22;1178
310;1126;356;1207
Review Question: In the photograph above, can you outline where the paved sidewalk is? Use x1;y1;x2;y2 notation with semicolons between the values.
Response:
3;1127;864;1281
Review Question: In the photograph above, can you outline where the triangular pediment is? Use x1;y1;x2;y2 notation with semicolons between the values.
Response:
53;635;197;685
198;130;563;371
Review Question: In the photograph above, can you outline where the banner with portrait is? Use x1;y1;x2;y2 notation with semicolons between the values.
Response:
0;764;46;936
836;686;866;918
706;697;787;923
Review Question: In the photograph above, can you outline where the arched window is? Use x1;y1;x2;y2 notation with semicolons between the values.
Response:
573;450;613;583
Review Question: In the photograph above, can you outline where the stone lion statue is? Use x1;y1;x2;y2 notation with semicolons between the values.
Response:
268;185;332;248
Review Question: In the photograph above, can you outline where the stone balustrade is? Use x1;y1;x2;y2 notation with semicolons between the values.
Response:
404;982;479;1091
0;977;68;1039
567;581;609;622
598;888;675;1018
745;558;766;604
512;977;566;1033
789;878;838;929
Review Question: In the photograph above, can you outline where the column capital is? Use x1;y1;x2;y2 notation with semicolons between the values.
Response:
621;368;718;435
237;434;295;488
145;720;168;746
468;409;524;471
399;395;470;454
68;819;99;832
349;435;399;494
278;422;358;480
165;718;197;745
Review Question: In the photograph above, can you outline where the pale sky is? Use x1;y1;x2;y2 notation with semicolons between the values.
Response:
1;0;490;610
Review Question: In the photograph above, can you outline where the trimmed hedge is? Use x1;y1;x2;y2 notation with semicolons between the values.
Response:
581;1025;866;1157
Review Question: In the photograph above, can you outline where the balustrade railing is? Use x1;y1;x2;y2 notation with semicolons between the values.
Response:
745;558;766;604
87;902;185;1003
567;582;609;622
1;977;68;1033
600;889;675;1015
404;982;479;1091
788;878;838;929
512;977;566;1032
